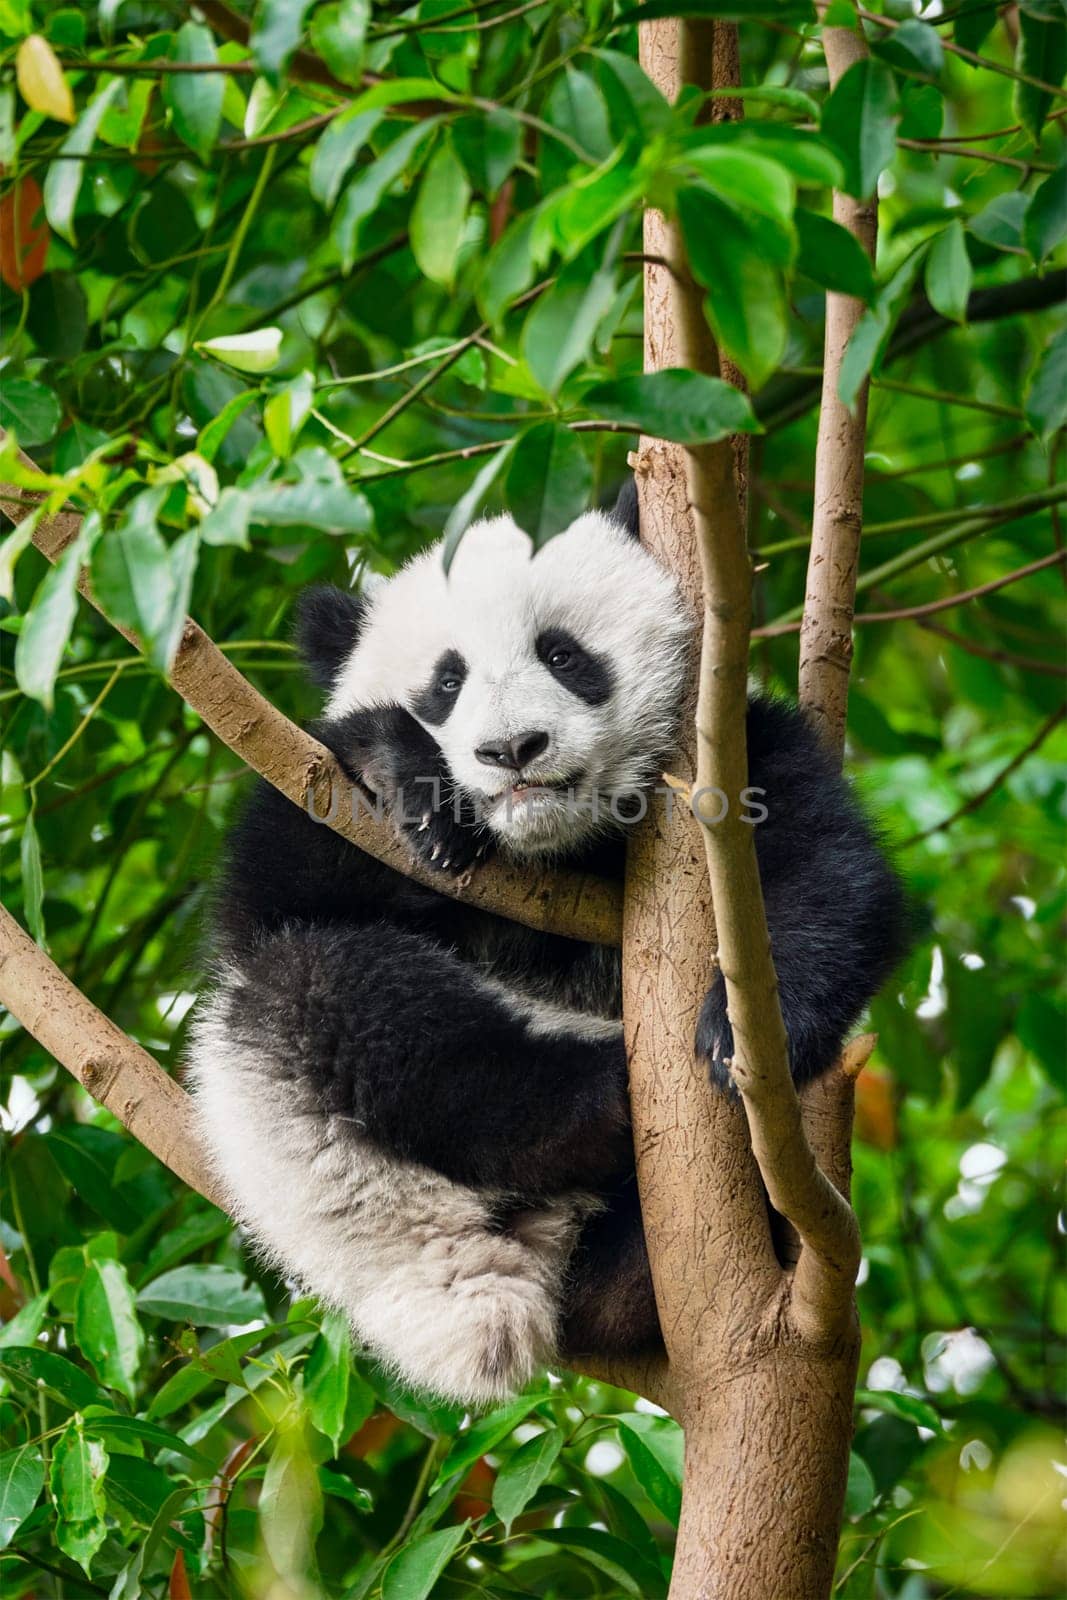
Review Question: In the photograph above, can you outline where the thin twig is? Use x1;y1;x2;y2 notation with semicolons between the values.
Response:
901;705;1066;847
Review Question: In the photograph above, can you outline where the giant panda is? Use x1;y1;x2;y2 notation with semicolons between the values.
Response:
187;487;908;1403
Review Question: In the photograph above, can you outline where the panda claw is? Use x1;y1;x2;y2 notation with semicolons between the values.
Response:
441;857;451;870
418;814;431;832
430;842;442;861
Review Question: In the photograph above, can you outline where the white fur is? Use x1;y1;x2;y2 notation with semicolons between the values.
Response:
327;512;690;854
188;981;594;1404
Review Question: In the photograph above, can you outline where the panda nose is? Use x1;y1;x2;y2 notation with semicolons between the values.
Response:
475;731;550;772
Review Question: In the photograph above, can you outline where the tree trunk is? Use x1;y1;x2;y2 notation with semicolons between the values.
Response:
629;18;863;1598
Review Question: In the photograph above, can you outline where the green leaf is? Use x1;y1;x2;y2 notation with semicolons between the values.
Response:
41;76;123;244
264;371;315;458
74;1259;144;1402
310;0;370;87
19;807;44;943
583;369;761;444
0;1347;103;1410
333;119;440;273
678;187;788;388
838;243;929;410
304;1309;351;1453
251;0;315;81
954;0;998;53
899;81;944;140
491;1429;563;1533
477;212;536;326
855;1388;945;1433
535;1527;668;1598
0;1444;44;1551
381;1521;470;1600
410;135;471;287
682;145;796;236
794;207;877;303
1015;9;1066;141
260;1435;324;1581
1024;160;1067;263
50;1419;108;1577
821;59;900;199
615;0;813;22
874;18;944;78
442;439;517;572
198;326;283;372
248;475;373;536
90;488;176;673
969;191;1030;252
845;1450;877;1517
432;1394;546;1489
309;105;383;210
615;1414;684;1524
0;1291;49;1351
543;67;613;165
506;423;592;548
522;243;620;394
198;389;258;462
166;22;224;161
81;1410;212;1465
684;121;844;188
1025;324;1067;442
14;536;82;710
0;378;61;445
201;485;252;548
924;218;972;324
136;1264;268;1328
708;82;820;118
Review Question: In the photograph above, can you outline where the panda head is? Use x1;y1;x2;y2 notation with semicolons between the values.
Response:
298;501;691;857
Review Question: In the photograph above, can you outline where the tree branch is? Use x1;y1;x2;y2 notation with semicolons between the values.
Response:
0;446;622;948
756;269;1067;434
798;15;877;760
754;548;1067;637
0;904;222;1204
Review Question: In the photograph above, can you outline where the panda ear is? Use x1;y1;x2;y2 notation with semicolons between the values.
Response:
610;477;640;540
295;585;367;689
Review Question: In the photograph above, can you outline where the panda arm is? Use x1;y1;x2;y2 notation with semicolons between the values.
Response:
227;921;631;1196
697;696;910;1086
320;704;490;875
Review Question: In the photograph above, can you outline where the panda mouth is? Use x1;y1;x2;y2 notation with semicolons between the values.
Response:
503;770;583;802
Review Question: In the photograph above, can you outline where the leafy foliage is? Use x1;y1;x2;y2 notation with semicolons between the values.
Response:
0;0;1063;1596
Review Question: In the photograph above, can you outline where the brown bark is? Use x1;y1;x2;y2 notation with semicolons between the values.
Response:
0;904;222;1204
0;447;622;948
628;19;865;1598
797;20;879;760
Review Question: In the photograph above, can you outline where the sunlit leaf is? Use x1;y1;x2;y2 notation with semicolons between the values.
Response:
491;1429;563;1533
381;1521;470;1600
410;134;471;287
16;34;73;123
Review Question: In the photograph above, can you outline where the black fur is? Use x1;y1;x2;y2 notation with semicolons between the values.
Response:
295;585;366;688
212;582;909;1362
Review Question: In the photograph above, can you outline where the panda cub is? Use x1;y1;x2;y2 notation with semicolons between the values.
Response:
188;489;907;1403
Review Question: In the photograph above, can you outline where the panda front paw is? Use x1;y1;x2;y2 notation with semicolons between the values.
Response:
696;982;737;1093
323;705;492;882
398;792;491;881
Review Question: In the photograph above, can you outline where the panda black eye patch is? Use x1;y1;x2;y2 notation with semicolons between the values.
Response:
412;649;468;724
535;628;614;706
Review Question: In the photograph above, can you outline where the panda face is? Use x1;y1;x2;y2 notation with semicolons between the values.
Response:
325;510;691;855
